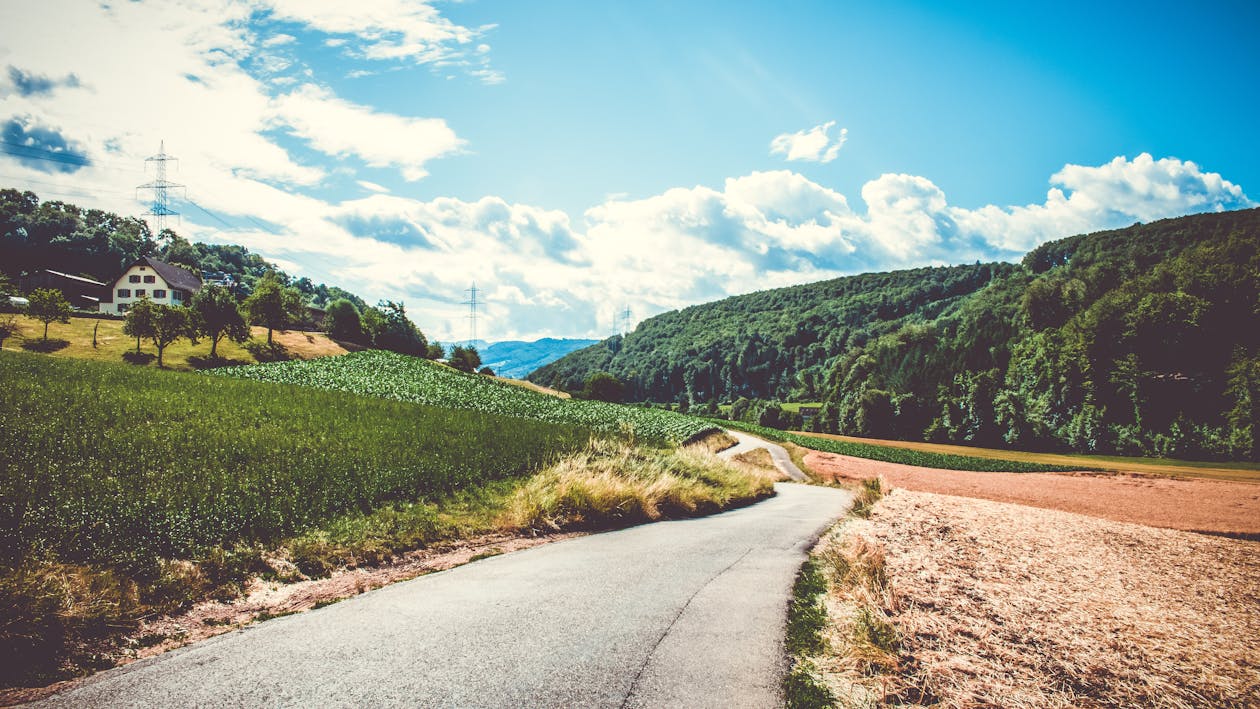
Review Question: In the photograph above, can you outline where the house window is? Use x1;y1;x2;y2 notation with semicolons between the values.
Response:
172;291;183;302
154;289;167;299
129;275;141;283
117;288;131;298
135;289;146;297
143;275;156;283
118;303;130;312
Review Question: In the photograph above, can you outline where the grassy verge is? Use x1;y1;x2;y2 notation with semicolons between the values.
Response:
796;431;1260;482
785;479;898;708
719;420;1084;473
2;313;347;371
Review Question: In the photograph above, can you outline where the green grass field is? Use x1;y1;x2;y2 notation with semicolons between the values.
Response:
1;314;349;371
0;350;590;574
209;350;717;444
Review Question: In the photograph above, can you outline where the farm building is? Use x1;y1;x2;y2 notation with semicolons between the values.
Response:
18;269;109;310
98;257;202;314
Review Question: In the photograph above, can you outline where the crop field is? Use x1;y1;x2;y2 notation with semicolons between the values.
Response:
718;419;1083;473
0;350;590;575
210;351;716;444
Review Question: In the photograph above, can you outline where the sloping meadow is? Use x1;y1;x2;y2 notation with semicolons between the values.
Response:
208;350;716;444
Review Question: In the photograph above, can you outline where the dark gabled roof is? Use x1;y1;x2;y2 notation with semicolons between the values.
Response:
142;256;202;293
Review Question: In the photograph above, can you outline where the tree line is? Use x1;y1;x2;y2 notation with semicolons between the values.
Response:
533;208;1260;461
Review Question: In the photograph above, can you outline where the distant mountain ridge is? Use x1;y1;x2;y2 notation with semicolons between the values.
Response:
436;338;599;379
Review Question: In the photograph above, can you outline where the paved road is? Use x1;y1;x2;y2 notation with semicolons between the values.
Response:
719;430;810;482
39;483;852;708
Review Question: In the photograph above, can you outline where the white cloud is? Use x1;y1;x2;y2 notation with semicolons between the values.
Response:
269;84;463;181
770;120;847;163
356;179;389;193
262;33;296;47
258;0;500;83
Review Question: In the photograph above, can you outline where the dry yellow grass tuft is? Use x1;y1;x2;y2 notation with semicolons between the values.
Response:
501;438;773;532
814;490;1260;707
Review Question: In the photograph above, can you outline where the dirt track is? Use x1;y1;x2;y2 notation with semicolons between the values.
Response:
804;450;1260;537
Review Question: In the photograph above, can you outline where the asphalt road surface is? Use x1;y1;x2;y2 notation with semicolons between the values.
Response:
719;430;810;482
38;483;851;708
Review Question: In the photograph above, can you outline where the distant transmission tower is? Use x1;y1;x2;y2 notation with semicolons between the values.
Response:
136;140;184;236
618;305;632;336
463;282;481;347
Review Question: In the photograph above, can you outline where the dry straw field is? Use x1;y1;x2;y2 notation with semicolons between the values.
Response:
815;489;1260;707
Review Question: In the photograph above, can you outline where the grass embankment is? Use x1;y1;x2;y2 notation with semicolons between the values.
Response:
2;313;348;370
785;479;889;709
796;431;1260;482
0;351;763;688
211;350;717;444
720;420;1083;473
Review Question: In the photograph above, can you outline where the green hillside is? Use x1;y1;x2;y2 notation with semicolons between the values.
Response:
533;208;1260;461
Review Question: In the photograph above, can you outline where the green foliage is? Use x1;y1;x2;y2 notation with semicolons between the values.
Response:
371;301;429;357
26;288;71;340
448;345;482;372
210;350;716;444
243;273;305;344
190;284;249;359
122;296;157;353
323;298;363;342
583;371;626;403
149;304;194;368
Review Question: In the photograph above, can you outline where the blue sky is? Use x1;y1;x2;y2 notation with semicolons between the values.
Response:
0;1;1255;340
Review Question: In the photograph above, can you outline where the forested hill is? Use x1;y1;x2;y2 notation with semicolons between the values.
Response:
0;188;367;310
530;208;1260;461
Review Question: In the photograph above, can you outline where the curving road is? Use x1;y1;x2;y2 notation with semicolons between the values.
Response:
38;483;852;708
718;429;810;482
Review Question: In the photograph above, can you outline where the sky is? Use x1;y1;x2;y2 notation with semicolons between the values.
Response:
0;0;1256;342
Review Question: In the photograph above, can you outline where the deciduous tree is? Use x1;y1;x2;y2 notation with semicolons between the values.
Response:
244;274;305;345
27;288;71;341
191;284;248;359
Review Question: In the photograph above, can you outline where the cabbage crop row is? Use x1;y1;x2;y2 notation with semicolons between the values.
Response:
209;351;716;444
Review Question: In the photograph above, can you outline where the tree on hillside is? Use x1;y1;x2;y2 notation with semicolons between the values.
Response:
244;274;305;345
123;297;157;354
584;372;626;403
449;345;482;373
372;301;429;357
360;306;385;346
149;305;194;368
323;298;363;342
27;288;72;341
426;342;446;360
478;366;495;377
191;284;248;359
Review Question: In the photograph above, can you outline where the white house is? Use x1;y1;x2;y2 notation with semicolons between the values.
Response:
98;257;202;314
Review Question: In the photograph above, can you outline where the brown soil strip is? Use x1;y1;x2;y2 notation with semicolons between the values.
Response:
846;490;1260;707
804;450;1260;537
0;531;583;706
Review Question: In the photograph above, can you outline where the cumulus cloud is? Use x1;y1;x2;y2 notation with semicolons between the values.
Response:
269;84;463;181
770;120;847;163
